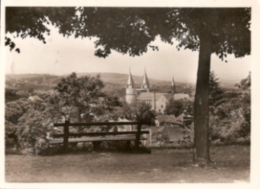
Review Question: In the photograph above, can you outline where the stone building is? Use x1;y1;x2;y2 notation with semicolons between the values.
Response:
125;69;191;114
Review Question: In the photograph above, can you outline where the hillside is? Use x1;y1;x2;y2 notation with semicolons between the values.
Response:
5;72;196;101
5;72;239;88
6;72;193;88
60;72;191;87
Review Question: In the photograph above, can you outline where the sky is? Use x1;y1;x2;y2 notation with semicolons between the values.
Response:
5;17;251;84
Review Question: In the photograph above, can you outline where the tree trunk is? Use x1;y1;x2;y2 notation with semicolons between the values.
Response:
193;34;212;165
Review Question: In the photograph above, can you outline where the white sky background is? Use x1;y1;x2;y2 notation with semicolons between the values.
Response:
5;22;250;84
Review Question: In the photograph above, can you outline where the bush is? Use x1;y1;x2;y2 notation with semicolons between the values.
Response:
5;99;30;150
5;121;18;148
210;110;250;144
210;74;251;144
17;103;53;155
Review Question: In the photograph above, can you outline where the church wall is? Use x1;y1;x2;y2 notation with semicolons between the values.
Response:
155;96;168;114
126;88;136;104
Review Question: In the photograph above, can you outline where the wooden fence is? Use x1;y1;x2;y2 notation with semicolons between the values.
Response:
51;120;149;151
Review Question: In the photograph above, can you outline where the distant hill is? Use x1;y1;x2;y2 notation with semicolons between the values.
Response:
61;72;191;87
5;72;196;99
5;72;241;103
221;81;239;90
6;73;59;81
6;72;239;91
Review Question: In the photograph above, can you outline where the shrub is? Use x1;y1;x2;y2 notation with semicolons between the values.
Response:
17;104;53;155
5;121;18;148
5;99;29;149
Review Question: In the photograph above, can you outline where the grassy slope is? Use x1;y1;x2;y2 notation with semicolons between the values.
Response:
5;145;250;183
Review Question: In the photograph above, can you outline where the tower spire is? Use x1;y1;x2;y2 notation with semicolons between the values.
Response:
126;68;136;104
127;67;134;88
171;75;175;95
141;68;150;92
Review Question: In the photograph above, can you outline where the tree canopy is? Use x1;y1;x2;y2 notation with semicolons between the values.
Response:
6;7;250;59
165;99;193;117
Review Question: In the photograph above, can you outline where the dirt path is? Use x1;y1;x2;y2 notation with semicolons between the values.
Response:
5;145;250;183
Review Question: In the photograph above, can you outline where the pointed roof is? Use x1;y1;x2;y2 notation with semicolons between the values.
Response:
127;69;134;87
171;75;175;87
142;69;150;88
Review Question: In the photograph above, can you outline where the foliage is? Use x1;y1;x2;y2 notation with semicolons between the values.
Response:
28;87;34;94
118;102;155;124
16;100;52;155
5;73;125;155
5;99;30;147
209;72;224;108
235;72;251;90
102;83;126;100
34;90;58;101
5;120;19;147
94;96;122;121
5;98;30;149
52;72;105;122
5;87;30;102
210;73;250;143
5;88;20;102
164;99;193;117
6;8;250;59
5;98;29;125
47;72;122;134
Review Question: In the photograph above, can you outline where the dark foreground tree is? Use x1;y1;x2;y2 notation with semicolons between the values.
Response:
6;7;250;165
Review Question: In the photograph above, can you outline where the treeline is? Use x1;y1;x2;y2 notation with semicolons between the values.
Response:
5;72;250;155
5;73;155;155
164;72;251;144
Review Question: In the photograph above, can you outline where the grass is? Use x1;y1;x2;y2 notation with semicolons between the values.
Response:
5;145;250;183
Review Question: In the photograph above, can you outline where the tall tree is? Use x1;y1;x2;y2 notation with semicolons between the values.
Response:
208;71;224;112
53;72;104;122
5;7;250;165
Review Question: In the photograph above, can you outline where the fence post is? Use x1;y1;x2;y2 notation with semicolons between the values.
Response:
63;119;69;152
126;141;131;151
135;122;142;150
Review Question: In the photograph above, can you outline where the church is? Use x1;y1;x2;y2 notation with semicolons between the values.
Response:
126;69;191;114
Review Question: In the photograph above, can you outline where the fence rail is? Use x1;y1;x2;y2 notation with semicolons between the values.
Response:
53;121;140;127
51;120;146;151
53;131;149;138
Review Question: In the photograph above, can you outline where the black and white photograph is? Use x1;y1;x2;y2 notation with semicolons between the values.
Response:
1;0;259;187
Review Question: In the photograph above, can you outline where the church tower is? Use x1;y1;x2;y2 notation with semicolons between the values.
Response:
141;69;150;92
171;75;175;95
126;69;136;104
